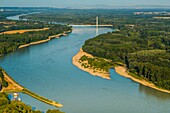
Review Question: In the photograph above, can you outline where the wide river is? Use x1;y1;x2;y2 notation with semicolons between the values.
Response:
1;14;170;113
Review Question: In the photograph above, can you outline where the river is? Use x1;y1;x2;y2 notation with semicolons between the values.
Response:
0;14;170;113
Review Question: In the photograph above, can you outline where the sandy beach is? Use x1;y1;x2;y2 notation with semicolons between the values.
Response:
18;30;71;49
114;66;170;94
72;48;110;80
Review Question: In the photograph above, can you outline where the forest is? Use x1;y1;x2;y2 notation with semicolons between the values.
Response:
0;20;48;33
0;20;72;56
82;10;170;90
0;10;72;56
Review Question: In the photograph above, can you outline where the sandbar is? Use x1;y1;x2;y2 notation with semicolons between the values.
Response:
72;48;110;80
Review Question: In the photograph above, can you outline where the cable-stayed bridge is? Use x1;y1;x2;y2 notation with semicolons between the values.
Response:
70;17;113;35
70;17;113;27
71;25;113;27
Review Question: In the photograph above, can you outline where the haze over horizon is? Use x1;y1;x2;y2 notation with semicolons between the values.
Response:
1;0;170;8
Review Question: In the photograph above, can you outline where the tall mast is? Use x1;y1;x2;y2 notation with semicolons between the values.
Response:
96;16;99;36
96;16;99;28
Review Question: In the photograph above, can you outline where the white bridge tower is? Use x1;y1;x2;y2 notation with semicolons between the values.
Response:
96;16;99;36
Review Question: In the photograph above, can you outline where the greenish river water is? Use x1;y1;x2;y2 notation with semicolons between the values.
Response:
1;14;170;113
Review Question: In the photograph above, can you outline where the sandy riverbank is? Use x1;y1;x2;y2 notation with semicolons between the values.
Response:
73;48;170;94
72;48;110;80
0;28;49;35
18;30;71;49
1;70;23;92
1;70;63;107
114;66;170;94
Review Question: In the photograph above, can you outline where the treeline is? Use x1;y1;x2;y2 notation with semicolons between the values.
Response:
0;92;64;113
0;24;72;55
82;12;170;90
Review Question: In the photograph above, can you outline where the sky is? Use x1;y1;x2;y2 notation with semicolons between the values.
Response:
1;0;170;8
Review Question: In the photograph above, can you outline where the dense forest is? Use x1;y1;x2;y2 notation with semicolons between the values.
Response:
81;10;170;90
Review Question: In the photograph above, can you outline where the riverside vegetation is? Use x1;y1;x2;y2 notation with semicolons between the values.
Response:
0;20;72;55
82;12;170;90
79;55;114;73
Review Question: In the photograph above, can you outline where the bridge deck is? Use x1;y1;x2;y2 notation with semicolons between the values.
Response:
70;25;113;27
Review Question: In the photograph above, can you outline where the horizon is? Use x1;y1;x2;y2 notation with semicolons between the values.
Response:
1;5;170;10
1;0;170;9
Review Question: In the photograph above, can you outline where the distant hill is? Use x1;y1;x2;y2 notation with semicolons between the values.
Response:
1;5;170;10
73;5;170;9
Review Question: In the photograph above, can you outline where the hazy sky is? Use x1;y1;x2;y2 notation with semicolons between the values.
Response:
1;0;170;8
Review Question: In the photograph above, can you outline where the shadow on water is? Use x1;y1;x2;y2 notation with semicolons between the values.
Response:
139;84;170;100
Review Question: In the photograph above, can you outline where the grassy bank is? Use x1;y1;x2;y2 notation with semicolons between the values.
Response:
1;69;63;108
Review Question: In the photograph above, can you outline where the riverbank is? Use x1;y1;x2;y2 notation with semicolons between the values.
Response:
2;70;23;92
115;66;170;94
18;30;71;49
73;48;170;94
1;69;63;108
72;48;110;80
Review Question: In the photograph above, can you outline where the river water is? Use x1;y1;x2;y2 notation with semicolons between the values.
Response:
0;14;170;113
